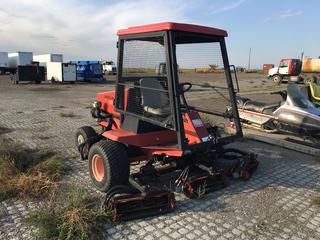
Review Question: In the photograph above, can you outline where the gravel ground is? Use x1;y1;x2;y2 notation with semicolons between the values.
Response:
0;74;319;240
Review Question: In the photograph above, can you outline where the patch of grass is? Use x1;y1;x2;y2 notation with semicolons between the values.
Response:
13;172;59;200
311;195;320;207
0;126;11;135
26;185;110;240
33;156;71;176
0;137;69;201
59;112;75;118
194;182;207;199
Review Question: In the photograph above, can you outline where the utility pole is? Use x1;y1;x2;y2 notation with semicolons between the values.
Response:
248;48;251;71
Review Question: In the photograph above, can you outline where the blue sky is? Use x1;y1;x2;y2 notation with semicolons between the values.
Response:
0;0;317;68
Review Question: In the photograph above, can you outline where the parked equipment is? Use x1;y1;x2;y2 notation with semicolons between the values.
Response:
8;52;33;68
76;22;259;221
268;58;320;85
33;54;63;68
230;83;320;140
262;64;274;75
47;62;76;83
0;52;15;74
101;61;117;75
10;63;45;84
75;61;104;82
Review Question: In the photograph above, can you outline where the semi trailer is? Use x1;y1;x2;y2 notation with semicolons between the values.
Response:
268;58;320;85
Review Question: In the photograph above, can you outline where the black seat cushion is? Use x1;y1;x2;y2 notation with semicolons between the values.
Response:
237;96;279;114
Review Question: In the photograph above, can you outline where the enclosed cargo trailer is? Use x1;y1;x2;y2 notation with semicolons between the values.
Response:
8;52;33;68
11;64;45;84
47;62;76;83
33;54;63;67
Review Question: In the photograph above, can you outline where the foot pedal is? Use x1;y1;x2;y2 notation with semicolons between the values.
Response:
183;172;228;199
103;186;175;221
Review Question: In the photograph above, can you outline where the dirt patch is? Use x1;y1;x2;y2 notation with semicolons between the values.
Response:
59;111;75;118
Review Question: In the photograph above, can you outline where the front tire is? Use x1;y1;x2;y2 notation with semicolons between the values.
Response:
75;126;97;160
88;140;129;192
272;75;282;85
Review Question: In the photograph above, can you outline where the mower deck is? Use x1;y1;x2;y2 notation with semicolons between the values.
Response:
102;147;259;221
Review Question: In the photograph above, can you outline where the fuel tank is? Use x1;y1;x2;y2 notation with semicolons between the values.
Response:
301;58;320;73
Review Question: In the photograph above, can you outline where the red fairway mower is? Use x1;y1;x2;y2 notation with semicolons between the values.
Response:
76;22;259;221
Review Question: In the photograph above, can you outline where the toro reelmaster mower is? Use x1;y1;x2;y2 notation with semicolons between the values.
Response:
76;22;259;221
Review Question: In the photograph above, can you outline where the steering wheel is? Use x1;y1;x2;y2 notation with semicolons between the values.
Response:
180;82;192;93
270;90;287;100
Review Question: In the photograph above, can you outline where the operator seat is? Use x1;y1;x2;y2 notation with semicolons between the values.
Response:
309;83;320;106
236;96;280;114
139;78;171;116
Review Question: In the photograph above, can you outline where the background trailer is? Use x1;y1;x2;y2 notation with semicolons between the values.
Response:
8;52;33;68
33;54;63;68
47;62;76;83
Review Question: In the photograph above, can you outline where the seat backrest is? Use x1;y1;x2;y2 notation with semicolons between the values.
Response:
139;78;169;108
310;83;320;101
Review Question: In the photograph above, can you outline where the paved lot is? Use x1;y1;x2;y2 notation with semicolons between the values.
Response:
0;75;319;240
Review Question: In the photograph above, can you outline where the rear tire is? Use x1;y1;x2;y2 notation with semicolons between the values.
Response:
272;75;282;85
75;126;97;160
88;140;129;192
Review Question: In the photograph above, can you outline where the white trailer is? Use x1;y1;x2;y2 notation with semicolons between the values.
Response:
47;62;76;83
33;54;63;67
8;52;33;68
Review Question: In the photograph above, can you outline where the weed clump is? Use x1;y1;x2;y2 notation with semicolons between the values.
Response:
0;137;70;201
26;185;110;240
311;195;320;207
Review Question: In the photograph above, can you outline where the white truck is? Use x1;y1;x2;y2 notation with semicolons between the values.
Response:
33;54;63;68
268;58;320;85
8;52;33;68
101;61;117;75
47;62;77;83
